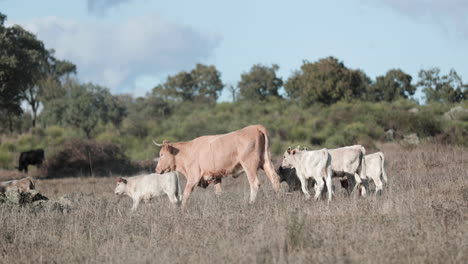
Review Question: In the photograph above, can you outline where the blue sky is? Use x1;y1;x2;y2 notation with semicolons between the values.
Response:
2;0;468;101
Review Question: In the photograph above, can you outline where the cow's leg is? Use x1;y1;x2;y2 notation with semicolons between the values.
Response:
359;180;368;197
181;179;199;207
131;198;141;211
324;169;333;202
241;163;260;203
345;174;356;196
214;179;222;195
339;177;349;194
353;172;362;192
314;177;324;200
373;175;383;195
262;160;280;191
355;172;369;197
167;191;180;204
299;175;311;198
298;175;311;200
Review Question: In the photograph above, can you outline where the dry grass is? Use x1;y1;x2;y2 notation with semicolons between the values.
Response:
1;143;467;264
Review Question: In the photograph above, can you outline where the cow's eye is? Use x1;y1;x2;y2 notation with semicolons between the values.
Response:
160;154;164;158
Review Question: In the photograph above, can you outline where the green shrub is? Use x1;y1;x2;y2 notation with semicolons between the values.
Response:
0;151;14;169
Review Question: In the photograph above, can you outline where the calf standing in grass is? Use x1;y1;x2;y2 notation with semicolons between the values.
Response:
114;172;181;211
364;152;387;194
281;147;333;201
328;145;367;195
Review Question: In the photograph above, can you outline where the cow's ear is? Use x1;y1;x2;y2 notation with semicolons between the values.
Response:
169;146;179;155
287;146;291;154
118;177;127;184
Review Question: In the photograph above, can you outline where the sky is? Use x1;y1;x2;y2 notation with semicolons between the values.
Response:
2;0;468;101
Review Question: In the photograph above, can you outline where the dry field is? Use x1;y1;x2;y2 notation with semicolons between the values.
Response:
1;143;467;264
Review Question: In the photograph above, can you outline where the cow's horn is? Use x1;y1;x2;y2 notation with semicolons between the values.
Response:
152;140;163;147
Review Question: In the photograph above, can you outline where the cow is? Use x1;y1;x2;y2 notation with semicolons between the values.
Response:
281;147;333;201
278;147;313;193
154;125;281;206
328;145;367;196
0;176;35;193
17;149;45;173
363;152;387;194
114;172;181;211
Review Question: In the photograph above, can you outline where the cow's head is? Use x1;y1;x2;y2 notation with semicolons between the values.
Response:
154;140;178;174
281;147;298;169
114;177;128;196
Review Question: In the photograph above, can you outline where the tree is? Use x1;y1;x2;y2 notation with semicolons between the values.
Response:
238;64;283;101
42;79;126;138
418;68;467;104
155;64;224;103
22;51;76;128
284;57;370;106
367;69;415;102
0;13;76;128
0;13;44;130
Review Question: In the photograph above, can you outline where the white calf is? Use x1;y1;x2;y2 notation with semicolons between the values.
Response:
114;172;181;211
365;152;387;194
281;147;333;201
328;145;367;195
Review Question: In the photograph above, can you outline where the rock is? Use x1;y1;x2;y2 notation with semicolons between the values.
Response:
443;106;468;120
21;190;49;203
2;187;49;208
403;133;420;145
5;187;21;204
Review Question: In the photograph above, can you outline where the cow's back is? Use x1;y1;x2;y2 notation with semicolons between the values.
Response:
328;146;363;174
194;125;266;176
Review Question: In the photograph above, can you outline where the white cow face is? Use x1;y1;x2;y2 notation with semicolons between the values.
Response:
114;177;128;195
281;148;298;169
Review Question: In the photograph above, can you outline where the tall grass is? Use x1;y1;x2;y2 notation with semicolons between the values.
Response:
1;143;467;263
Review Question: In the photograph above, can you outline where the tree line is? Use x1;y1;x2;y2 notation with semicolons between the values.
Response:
1;12;468;138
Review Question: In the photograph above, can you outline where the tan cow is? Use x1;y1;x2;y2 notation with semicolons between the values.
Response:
154;125;280;206
0;176;35;193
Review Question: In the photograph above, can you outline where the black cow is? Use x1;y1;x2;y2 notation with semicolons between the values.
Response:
17;149;45;173
278;167;314;192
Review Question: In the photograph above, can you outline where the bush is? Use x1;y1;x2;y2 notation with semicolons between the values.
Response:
42;139;141;178
0;151;14;169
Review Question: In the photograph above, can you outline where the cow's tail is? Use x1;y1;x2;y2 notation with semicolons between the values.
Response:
257;125;280;191
358;148;367;180
379;152;388;183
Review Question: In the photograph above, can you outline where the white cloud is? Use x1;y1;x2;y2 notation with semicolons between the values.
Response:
372;0;468;39
14;14;221;94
